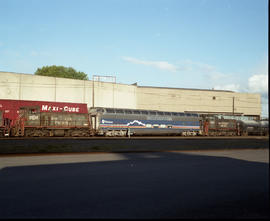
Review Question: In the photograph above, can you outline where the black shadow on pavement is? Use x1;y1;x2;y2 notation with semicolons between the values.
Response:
0;151;269;219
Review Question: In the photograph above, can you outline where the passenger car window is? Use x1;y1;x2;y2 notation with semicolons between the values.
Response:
106;109;115;113
124;110;132;114
133;110;141;114
115;109;124;114
97;108;104;113
141;111;148;115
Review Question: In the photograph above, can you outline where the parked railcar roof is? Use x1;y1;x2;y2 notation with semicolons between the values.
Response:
91;107;200;117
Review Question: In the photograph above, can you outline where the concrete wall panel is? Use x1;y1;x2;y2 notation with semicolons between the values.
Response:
92;81;137;109
0;72;261;117
55;78;85;103
0;72;20;99
20;74;55;101
136;87;261;116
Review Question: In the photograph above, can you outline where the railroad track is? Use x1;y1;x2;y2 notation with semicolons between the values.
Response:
0;135;269;140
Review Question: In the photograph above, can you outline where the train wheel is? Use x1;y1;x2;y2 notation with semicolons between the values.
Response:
242;131;248;136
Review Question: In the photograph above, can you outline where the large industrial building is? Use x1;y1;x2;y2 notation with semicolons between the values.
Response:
0;71;261;118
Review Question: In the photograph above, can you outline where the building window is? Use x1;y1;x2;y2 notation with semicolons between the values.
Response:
212;96;216;100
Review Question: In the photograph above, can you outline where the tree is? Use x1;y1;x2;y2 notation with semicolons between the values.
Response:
34;65;89;80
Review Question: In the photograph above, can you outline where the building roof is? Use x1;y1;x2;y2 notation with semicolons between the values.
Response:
1;71;235;93
137;85;234;93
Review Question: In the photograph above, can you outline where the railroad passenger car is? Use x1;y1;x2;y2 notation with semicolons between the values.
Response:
89;107;202;136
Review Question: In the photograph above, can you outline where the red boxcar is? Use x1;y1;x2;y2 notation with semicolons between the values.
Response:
0;99;91;137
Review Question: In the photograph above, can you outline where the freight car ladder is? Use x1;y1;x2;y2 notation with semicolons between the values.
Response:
3;118;11;136
4;127;10;136
14;118;25;136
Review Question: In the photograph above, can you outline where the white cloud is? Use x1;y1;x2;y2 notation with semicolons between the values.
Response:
180;58;268;116
248;74;268;95
207;71;229;82
179;59;231;83
214;84;241;92
249;74;268;117
182;60;216;73
122;56;179;72
213;74;268;95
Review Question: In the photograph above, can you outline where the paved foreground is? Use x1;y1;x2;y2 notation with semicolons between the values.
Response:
0;149;269;218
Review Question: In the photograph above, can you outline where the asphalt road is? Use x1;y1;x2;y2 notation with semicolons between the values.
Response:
0;150;269;219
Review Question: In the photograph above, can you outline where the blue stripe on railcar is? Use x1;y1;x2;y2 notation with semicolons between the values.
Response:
99;117;201;130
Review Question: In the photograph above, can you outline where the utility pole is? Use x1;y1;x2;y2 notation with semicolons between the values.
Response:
92;76;95;108
232;96;235;115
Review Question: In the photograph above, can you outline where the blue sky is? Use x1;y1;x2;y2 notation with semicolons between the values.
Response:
0;0;268;116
